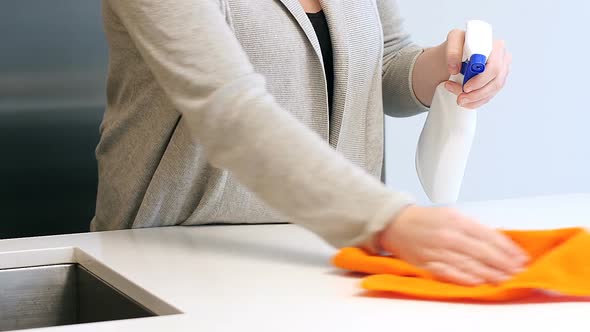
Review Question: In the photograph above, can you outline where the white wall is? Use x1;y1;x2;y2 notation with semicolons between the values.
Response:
385;0;590;204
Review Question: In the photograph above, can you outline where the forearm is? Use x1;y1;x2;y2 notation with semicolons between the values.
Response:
411;44;449;107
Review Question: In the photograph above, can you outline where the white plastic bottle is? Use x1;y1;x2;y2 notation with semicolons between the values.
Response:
415;20;493;204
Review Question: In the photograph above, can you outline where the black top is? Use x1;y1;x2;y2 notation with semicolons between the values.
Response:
306;10;334;119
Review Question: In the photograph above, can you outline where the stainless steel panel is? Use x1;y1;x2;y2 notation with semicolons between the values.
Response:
0;264;154;332
0;264;77;331
77;266;154;324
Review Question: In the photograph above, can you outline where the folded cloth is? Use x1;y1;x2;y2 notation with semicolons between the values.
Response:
332;227;590;301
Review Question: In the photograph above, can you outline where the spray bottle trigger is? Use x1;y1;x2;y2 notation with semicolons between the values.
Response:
460;53;487;90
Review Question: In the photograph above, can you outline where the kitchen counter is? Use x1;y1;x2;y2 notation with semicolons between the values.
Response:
1;194;590;332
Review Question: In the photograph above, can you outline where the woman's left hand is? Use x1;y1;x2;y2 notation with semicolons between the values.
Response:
443;29;512;109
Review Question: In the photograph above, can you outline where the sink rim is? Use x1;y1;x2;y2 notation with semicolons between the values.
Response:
0;246;183;317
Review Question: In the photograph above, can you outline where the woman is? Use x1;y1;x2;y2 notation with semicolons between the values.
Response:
93;0;526;286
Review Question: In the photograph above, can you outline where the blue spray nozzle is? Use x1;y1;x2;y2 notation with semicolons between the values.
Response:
460;53;487;88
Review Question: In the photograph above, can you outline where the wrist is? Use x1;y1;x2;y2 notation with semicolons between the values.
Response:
375;204;418;255
426;42;452;83
412;44;451;106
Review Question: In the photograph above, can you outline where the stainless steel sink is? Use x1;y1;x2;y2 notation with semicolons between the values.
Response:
0;264;155;331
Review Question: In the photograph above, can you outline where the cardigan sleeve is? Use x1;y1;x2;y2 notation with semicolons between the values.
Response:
377;0;430;117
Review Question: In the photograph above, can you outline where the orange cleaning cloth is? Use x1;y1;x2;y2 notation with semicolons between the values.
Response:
332;228;590;301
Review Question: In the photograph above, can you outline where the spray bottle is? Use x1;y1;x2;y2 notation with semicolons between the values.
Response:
415;20;493;204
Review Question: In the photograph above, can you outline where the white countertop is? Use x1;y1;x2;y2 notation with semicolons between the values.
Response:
2;193;590;332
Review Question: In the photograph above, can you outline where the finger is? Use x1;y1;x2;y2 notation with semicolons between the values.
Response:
446;29;465;75
460;96;492;109
444;80;463;96
463;39;506;93
459;51;511;105
422;261;484;286
503;51;512;85
459;82;498;107
442;250;510;284
506;50;513;66
444;230;523;275
461;220;529;265
459;73;505;106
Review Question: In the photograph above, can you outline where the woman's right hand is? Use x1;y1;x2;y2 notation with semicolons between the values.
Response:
378;205;529;286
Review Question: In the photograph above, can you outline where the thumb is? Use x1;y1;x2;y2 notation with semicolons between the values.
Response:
446;29;465;75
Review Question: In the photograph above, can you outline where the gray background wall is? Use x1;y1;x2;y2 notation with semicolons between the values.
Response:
385;0;590;204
